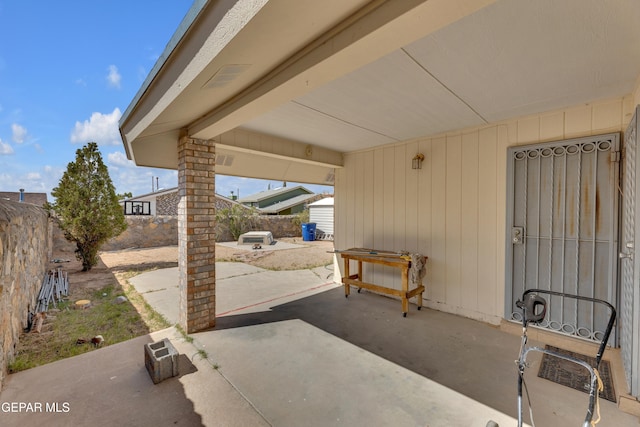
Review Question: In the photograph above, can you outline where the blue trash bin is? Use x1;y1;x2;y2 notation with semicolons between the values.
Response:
302;223;317;241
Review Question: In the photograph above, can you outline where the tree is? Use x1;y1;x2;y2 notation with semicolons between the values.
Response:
46;142;127;271
116;191;133;200
215;204;258;240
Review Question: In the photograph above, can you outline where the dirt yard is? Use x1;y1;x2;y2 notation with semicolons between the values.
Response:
47;237;335;293
99;237;335;273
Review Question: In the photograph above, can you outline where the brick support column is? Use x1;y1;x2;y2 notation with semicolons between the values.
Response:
178;136;216;333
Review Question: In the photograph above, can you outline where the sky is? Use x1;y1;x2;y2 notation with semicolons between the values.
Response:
0;1;333;201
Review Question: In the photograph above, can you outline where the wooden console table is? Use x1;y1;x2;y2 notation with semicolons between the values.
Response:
339;248;426;317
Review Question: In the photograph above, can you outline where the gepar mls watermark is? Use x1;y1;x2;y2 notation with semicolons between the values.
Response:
1;401;70;413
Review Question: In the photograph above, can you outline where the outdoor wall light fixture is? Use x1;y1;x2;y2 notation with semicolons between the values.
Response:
412;153;425;169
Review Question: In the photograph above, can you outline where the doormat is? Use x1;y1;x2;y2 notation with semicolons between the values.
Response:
537;345;616;403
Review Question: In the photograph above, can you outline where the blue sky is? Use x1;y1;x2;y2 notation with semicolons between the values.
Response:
0;1;333;201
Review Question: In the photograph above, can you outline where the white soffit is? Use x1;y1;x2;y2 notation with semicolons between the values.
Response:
240;102;396;152
243;49;487;149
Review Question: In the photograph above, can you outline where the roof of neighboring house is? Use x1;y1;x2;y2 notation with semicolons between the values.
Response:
121;187;179;202
258;193;317;214
0;191;48;206
238;186;312;203
120;187;245;207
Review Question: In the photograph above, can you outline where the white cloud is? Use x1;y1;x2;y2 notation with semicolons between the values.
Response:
107;151;135;168
26;172;41;180
0;138;13;154
107;65;121;89
70;108;122;146
11;123;27;143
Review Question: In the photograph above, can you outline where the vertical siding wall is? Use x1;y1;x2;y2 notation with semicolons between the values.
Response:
335;96;635;324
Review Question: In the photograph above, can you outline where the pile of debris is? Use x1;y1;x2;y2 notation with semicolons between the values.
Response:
27;268;69;333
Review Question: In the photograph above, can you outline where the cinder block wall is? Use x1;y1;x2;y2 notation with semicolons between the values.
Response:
101;215;303;251
0;200;51;390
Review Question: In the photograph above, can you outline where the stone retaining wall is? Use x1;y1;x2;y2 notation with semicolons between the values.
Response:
101;214;303;251
101;216;179;251
0;201;52;390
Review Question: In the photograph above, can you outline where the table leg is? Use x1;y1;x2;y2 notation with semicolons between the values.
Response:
344;258;350;297
417;279;423;310
357;261;363;293
401;267;409;316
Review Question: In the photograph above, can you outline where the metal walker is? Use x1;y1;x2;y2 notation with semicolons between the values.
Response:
514;289;616;427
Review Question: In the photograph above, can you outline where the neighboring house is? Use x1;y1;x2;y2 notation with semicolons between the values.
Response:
0;189;47;206
120;187;179;216
121;187;239;216
118;0;640;404
308;197;334;240
238;185;317;215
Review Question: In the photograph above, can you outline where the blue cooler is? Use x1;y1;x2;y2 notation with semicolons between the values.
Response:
302;223;317;241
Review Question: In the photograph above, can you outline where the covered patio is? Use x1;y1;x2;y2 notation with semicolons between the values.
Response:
118;0;640;415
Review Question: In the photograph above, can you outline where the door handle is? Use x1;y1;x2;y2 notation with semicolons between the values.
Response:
620;242;635;260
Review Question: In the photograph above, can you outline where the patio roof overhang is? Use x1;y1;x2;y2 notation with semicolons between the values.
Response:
119;0;640;185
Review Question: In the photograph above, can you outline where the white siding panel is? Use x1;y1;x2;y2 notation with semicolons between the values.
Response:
418;138;432;296
372;148;385;280
430;137;447;303
334;157;350;280
461;132;479;312
495;125;509;315
406;141;419;253
445;135;462;309
362;150;375;249
478;127;499;316
346;154;357;246
393;144;407;291
383;146;398;290
354;152;365;246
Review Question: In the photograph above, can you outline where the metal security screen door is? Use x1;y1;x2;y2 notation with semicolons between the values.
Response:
620;106;640;396
505;133;620;345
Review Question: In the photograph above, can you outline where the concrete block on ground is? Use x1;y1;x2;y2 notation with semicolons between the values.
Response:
144;338;179;384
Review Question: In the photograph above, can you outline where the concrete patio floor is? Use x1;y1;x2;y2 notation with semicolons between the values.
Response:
2;262;639;426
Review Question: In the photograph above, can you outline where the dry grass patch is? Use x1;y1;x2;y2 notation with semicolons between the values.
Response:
9;273;170;373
